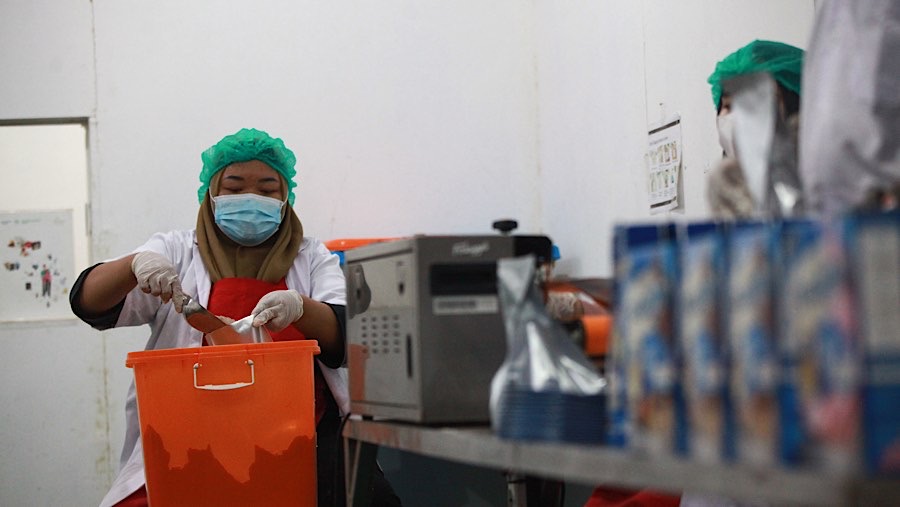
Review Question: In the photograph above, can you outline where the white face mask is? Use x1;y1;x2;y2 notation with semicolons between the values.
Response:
717;113;737;159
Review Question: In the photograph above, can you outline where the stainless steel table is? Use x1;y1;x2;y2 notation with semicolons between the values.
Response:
343;418;900;506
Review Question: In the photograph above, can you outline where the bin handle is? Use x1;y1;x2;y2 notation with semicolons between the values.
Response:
193;360;255;391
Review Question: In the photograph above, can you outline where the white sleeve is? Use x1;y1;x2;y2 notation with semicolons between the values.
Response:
308;239;346;305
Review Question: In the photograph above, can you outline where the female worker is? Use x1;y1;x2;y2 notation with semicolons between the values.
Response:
70;128;400;507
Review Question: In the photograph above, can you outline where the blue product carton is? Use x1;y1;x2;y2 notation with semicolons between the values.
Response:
607;224;636;448
778;219;861;472
845;211;900;477
609;223;679;455
727;221;779;467
679;222;729;463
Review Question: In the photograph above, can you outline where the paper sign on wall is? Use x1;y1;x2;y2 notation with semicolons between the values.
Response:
0;210;75;322
647;115;682;214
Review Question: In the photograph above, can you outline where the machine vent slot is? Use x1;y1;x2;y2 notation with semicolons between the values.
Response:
406;334;413;378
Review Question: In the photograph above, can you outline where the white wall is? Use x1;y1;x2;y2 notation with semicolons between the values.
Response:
0;1;815;505
90;0;541;257
536;1;649;277
0;2;112;505
0;0;95;119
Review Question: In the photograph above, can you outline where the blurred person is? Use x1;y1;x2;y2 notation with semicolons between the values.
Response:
706;40;805;219
70;128;400;507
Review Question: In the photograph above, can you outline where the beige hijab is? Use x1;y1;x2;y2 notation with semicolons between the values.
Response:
196;171;303;283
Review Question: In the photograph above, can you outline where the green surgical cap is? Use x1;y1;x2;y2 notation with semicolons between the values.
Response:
708;39;805;109
198;128;298;205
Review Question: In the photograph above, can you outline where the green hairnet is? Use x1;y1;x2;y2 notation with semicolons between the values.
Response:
708;39;805;109
198;128;298;205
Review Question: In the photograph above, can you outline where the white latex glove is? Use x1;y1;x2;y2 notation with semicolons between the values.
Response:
251;290;304;332
131;251;186;312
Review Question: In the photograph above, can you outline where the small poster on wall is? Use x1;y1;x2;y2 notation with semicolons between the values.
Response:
647;115;682;214
0;210;75;322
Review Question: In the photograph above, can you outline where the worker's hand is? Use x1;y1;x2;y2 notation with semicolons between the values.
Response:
706;157;755;220
251;290;304;332
131;251;186;312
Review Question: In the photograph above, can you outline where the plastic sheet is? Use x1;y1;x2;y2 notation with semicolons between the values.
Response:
206;315;273;346
231;315;273;344
489;255;605;443
725;72;804;218
799;0;900;217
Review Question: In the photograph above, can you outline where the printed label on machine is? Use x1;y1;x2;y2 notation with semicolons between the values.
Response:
432;295;499;315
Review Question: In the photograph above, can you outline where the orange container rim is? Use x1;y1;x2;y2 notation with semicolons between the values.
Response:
323;237;403;252
126;341;320;367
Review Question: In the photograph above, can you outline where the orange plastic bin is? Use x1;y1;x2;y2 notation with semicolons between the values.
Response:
126;341;320;507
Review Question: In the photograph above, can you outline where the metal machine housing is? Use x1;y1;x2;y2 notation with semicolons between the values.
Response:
344;235;548;423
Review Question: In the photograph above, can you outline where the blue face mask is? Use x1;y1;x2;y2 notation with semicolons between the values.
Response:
212;193;285;246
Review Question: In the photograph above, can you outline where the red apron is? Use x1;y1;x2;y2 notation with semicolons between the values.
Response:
206;277;330;425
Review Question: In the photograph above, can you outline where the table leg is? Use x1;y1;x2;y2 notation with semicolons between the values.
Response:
344;436;378;507
506;473;565;507
507;472;528;507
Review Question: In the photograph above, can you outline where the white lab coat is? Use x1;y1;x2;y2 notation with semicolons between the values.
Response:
98;230;348;507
